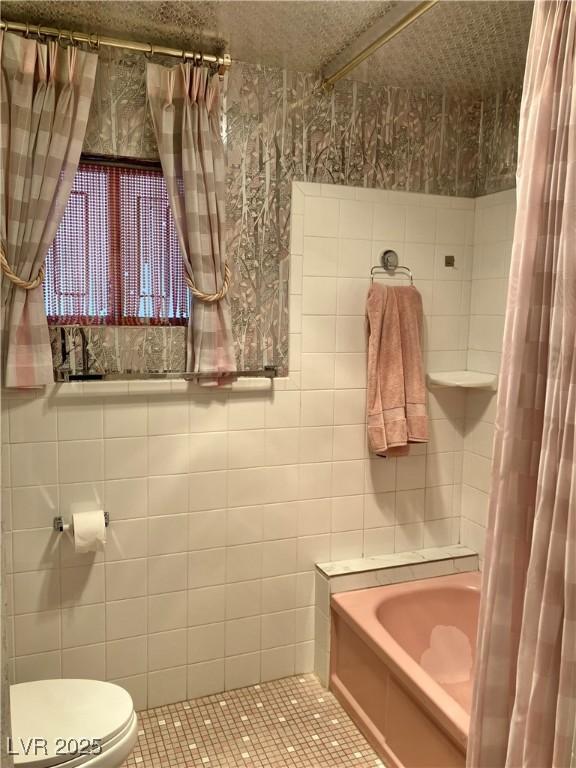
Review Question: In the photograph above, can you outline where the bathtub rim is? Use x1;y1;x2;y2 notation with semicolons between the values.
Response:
330;570;481;752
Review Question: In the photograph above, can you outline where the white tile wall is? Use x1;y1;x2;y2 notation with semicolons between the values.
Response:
460;189;515;559
2;182;514;710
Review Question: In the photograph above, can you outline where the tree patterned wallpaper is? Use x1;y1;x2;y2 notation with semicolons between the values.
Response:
80;50;520;374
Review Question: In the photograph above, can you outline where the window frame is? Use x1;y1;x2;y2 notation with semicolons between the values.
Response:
45;153;189;328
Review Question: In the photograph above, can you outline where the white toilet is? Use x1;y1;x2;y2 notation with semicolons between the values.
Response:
10;679;138;768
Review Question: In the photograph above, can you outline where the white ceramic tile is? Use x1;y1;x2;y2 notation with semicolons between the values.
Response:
261;610;295;649
188;508;226;551
15;651;62;683
224;652;260;690
333;389;366;426
264;391;301;429
104;401;147;438
302;276;337;316
225;580;261;620
300;390;334;426
303;196;339;237
336;278;369;316
105;478;147;520
261;539;297;578
405;206;436;243
106;597;147;640
365;459;396;494
331;495;363;533
363;526;395;557
105;518;148;562
148;553;188;595
148;474;188;516
10;398;57;443
148;591;187;633
372;204;406;242
335;316;365;353
297;498;331;537
228;430;265;469
188;585;225;627
264;428;300;467
13;570;60;615
261;575;296;614
189;395;228;432
14;610;60;656
396;489;426;524
225;616;261;656
339;199;373;240
299;462;332;500
12;528;59;572
11;486;58;529
188;548;226;589
332;425;366;461
228;397;266;431
226;543;262;582
60;564;105;607
62;603;105;648
62;644;106;680
302;236;338;276
187;660;225;699
299;426;333;464
332;460;364;497
105;559;147;600
261;645;296;681
396;455;426;490
148;629;187;671
11;443;57;487
334;353;366;389
105;438;147;480
147;666;187;708
58;403;103;441
148;401;189;436
395;522;424;553
261;501;298;540
330;530;363;560
148;435;189;476
189;471;228;512
337;239;372;278
364;492;396;528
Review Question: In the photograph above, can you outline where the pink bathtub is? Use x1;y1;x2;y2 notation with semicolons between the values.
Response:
330;571;481;768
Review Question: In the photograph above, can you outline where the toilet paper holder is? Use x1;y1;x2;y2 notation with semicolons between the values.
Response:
53;512;110;533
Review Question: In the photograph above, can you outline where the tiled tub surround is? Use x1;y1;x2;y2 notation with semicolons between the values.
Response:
460;189;516;559
1;183;512;711
313;545;479;685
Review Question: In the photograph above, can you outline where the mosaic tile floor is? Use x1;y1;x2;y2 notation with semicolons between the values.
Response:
123;675;384;768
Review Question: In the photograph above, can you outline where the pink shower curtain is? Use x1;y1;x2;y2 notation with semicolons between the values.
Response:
467;2;575;767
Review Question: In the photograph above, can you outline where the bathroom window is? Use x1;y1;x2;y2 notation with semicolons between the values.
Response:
44;160;189;326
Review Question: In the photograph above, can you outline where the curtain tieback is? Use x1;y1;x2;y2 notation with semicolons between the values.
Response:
0;245;45;290
186;263;231;303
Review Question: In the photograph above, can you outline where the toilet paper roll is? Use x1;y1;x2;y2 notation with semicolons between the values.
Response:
72;510;107;553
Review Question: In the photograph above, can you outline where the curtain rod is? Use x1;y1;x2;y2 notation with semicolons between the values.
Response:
0;19;232;68
322;0;439;89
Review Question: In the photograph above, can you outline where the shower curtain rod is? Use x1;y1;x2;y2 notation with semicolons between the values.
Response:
0;19;232;69
322;0;439;88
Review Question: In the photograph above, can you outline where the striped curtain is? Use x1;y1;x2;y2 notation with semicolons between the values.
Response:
146;62;236;382
467;1;576;766
0;32;97;387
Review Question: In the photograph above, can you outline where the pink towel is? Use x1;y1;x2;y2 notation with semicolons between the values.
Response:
366;283;428;457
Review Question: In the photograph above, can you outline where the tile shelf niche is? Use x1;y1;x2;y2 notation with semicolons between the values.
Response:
426;370;498;390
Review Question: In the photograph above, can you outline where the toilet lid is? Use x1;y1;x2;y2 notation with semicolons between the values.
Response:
10;679;135;768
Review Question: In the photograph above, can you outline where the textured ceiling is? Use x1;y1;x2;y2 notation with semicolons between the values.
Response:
347;1;534;93
1;0;533;93
0;0;397;72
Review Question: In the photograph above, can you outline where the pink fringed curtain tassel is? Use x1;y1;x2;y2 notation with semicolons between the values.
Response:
467;1;576;766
